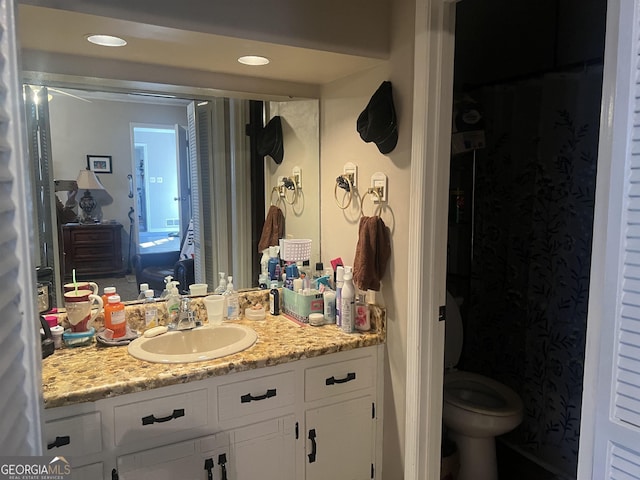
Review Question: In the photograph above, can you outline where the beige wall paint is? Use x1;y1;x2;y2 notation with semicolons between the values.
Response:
320;0;414;475
265;100;321;265
320;1;415;478
48;93;188;250
22;0;390;59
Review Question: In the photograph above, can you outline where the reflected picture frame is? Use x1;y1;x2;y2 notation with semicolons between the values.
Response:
87;155;112;174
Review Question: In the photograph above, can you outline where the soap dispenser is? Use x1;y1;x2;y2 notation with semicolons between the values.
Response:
165;281;181;325
160;275;174;299
223;276;239;320
214;272;227;294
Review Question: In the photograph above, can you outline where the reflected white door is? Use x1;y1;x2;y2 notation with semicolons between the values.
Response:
131;124;188;254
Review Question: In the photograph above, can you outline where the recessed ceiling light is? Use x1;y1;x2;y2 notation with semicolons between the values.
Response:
86;34;127;47
237;55;270;66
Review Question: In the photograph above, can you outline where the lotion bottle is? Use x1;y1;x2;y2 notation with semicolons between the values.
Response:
340;271;355;333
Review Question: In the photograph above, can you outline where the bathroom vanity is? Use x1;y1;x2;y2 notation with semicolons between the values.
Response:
42;313;385;479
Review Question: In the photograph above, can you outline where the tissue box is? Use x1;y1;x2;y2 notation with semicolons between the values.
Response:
282;288;323;323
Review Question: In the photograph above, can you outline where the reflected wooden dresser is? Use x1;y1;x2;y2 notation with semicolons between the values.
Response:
62;223;123;278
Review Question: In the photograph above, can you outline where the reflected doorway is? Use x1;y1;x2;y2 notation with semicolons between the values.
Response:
131;124;190;255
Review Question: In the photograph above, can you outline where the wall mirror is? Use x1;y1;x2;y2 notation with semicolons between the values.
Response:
25;79;320;307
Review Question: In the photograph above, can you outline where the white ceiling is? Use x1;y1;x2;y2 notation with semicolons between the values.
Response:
18;5;384;86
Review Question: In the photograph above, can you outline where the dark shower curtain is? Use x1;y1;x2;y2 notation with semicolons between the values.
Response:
458;67;602;476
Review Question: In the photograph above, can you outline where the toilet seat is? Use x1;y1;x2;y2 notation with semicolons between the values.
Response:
444;370;523;417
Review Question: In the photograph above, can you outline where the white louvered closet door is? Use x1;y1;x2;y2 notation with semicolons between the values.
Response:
0;0;44;454
581;0;640;478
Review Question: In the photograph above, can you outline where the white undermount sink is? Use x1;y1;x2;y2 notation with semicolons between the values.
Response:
127;324;258;363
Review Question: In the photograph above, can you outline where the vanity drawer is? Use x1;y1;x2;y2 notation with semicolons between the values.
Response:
113;388;208;446
217;371;295;422
44;411;102;457
304;355;375;402
69;229;116;245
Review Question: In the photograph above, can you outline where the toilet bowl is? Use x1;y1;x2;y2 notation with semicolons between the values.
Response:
442;293;523;480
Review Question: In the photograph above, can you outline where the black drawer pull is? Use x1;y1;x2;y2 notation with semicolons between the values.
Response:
141;408;185;425
325;372;356;385
47;435;70;449
308;428;317;463
241;388;276;403
218;453;228;480
204;458;214;480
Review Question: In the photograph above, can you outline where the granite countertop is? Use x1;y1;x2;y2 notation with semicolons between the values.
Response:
42;298;386;409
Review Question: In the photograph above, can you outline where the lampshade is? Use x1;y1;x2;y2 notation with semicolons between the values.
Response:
76;169;105;191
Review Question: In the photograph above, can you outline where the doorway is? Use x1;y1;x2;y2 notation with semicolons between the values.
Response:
444;0;606;478
131;125;190;255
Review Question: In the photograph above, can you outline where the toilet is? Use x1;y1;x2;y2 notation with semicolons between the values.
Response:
442;292;523;480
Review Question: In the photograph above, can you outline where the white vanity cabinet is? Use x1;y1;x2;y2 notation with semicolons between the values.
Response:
301;352;381;480
43;344;383;480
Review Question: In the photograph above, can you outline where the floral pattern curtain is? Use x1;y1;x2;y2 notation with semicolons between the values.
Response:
458;68;602;476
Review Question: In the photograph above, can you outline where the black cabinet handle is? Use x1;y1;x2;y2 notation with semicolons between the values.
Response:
204;458;214;480
241;388;276;403
47;435;70;450
111;468;119;480
325;372;356;385
308;428;317;463
141;408;185;425
218;453;228;480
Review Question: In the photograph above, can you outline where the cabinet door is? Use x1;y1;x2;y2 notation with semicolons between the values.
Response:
305;395;374;480
116;432;229;480
71;462;103;480
230;415;296;480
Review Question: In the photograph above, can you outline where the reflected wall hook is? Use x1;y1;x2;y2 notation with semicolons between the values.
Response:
335;174;354;210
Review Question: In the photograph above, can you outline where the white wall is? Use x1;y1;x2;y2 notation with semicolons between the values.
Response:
320;0;415;476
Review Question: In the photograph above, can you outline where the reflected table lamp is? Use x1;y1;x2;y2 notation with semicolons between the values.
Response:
76;169;106;223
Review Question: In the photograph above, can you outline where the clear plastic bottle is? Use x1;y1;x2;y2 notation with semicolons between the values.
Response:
340;271;355;333
137;282;149;300
214;272;227;294
144;289;158;329
105;294;126;338
223;276;240;320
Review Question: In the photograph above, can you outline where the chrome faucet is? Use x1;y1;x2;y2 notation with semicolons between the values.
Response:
170;297;199;331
